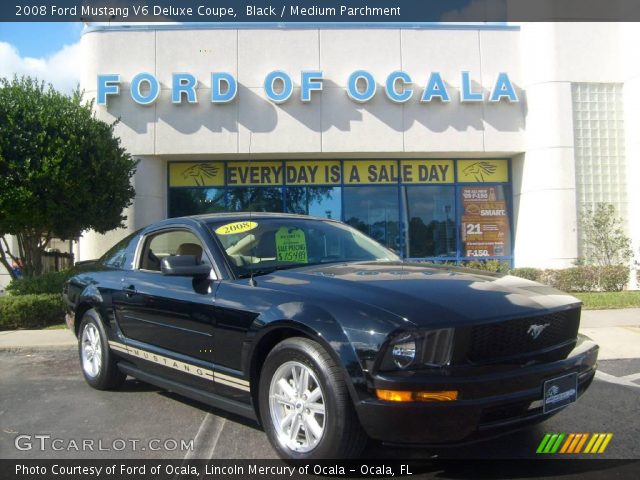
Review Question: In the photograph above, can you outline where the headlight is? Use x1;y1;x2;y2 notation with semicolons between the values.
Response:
391;335;416;368
380;328;454;371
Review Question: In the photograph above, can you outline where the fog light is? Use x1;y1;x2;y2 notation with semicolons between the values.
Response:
414;390;458;401
376;389;459;402
376;390;413;402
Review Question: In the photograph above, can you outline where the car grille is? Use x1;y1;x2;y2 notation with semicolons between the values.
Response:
464;308;581;364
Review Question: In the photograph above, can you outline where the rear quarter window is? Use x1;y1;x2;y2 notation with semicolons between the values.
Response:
101;232;141;270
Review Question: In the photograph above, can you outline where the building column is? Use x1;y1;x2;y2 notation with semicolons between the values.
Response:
512;24;578;268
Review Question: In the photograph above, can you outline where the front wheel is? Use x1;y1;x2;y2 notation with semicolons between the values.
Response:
259;337;367;459
78;309;126;390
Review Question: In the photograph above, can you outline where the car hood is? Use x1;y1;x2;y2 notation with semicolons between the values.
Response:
259;262;581;328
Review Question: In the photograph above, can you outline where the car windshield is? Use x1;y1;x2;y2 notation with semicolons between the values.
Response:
208;217;399;277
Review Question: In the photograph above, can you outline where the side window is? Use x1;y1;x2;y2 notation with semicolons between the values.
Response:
101;233;138;270
139;230;209;272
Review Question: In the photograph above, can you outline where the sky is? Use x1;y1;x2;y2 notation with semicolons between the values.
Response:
0;22;84;93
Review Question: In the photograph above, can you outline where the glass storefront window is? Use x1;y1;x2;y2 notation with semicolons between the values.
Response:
227;187;284;212
168;188;225;218
343;186;400;253
286;187;342;219
403;186;456;258
167;160;513;263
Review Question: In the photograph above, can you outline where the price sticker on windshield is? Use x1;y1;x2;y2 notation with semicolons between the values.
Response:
275;227;308;264
215;221;258;235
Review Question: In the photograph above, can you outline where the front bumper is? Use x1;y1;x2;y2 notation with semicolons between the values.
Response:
356;335;598;445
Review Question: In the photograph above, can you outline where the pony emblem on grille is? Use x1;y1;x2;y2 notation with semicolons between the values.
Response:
527;323;551;339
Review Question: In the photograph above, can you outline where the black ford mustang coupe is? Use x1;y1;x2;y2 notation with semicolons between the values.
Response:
64;213;598;459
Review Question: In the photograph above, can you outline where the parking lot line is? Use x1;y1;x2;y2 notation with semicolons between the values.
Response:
594;370;640;389
183;411;227;461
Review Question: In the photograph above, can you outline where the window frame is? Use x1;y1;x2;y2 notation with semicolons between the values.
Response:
133;226;219;280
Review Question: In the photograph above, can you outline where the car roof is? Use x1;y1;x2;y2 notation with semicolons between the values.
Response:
149;212;338;229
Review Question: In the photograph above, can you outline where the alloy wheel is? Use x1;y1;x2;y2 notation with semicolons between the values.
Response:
268;360;326;453
81;323;102;378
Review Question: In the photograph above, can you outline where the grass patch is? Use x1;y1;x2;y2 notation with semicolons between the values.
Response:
573;291;640;310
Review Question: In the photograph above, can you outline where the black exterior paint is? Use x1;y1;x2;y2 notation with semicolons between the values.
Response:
64;213;599;445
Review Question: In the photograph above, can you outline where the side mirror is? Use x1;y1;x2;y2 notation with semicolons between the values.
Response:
161;255;211;278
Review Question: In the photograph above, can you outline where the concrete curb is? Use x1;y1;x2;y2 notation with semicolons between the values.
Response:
580;309;640;360
581;308;640;328
0;329;76;350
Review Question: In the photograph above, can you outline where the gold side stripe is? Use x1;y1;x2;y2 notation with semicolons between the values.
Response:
214;377;251;392
109;343;129;354
108;341;249;391
214;372;250;387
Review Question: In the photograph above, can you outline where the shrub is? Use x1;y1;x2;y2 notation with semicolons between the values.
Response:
510;268;543;282
510;265;629;292
5;270;72;295
598;265;629;292
461;260;510;273
581;203;632;266
553;267;599;292
0;294;65;330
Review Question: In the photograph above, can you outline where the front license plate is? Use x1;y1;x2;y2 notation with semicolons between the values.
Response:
543;372;578;413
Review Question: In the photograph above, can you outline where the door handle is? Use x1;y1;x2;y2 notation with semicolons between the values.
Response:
123;285;137;296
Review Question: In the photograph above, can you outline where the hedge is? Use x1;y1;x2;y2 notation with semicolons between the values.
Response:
510;268;543;282
460;260;511;273
0;294;66;330
509;265;629;292
6;270;72;296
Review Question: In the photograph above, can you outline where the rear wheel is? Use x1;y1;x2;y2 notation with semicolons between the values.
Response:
78;309;126;390
259;337;367;459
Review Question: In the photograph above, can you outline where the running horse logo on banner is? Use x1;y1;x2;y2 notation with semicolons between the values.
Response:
182;163;221;186
462;161;498;182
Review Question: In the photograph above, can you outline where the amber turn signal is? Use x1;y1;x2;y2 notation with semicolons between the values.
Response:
376;389;458;402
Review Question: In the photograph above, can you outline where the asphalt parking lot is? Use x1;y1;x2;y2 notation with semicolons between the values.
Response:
1;348;639;463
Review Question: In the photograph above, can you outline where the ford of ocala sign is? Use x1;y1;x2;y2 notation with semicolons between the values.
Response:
97;70;519;106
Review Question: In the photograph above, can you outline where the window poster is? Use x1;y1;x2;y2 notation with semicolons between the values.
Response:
460;187;510;257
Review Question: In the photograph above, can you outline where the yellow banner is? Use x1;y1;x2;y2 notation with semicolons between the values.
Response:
226;161;284;186
169;162;225;187
457;160;509;183
344;160;399;185
284;161;341;185
170;159;509;187
400;160;454;184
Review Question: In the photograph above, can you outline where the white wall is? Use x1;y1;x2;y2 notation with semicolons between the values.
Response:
0;236;19;290
0;265;10;291
81;26;525;158
621;23;640;289
513;22;628;269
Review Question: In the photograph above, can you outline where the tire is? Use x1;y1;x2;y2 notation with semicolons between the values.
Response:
259;337;367;459
77;309;126;390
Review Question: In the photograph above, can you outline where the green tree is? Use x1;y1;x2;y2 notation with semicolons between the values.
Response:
580;203;632;267
0;76;137;278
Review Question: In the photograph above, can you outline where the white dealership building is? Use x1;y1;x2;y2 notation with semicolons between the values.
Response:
2;22;639;288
